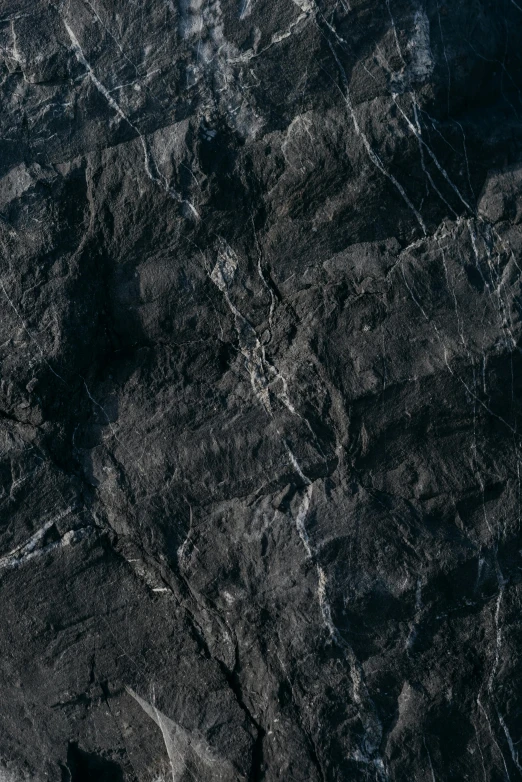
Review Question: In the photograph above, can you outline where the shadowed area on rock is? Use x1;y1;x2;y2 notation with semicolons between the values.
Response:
62;743;124;782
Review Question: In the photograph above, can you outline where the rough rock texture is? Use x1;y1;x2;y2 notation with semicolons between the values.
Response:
1;0;522;779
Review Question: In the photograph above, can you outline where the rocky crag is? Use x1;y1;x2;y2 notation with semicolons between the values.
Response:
1;0;522;779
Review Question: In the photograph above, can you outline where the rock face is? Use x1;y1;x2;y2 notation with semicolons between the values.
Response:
1;0;522;779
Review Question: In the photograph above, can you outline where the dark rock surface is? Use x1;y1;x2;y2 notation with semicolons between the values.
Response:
1;0;522;779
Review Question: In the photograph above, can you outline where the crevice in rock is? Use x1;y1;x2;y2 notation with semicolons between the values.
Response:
63;742;123;782
249;723;266;782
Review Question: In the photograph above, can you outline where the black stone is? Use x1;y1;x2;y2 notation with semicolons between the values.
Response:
1;0;522;779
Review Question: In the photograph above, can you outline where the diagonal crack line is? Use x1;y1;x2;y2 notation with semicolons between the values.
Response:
293;484;388;780
308;6;426;234
62;19;199;219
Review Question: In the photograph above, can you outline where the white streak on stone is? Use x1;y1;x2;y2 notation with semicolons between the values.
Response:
210;244;301;420
287;447;311;487
499;713;522;774
294;484;313;557
10;20;22;64
0;508;91;571
392;95;472;214
291;0;313;11
477;697;511;781
238;0;252;19
127;687;229;781
178;0;264;137
488;582;504;692
385;0;406;64
63;20;199;218
338;69;426;232
293;485;388;780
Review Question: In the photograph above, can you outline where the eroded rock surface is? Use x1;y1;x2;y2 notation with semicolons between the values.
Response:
1;0;522;779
